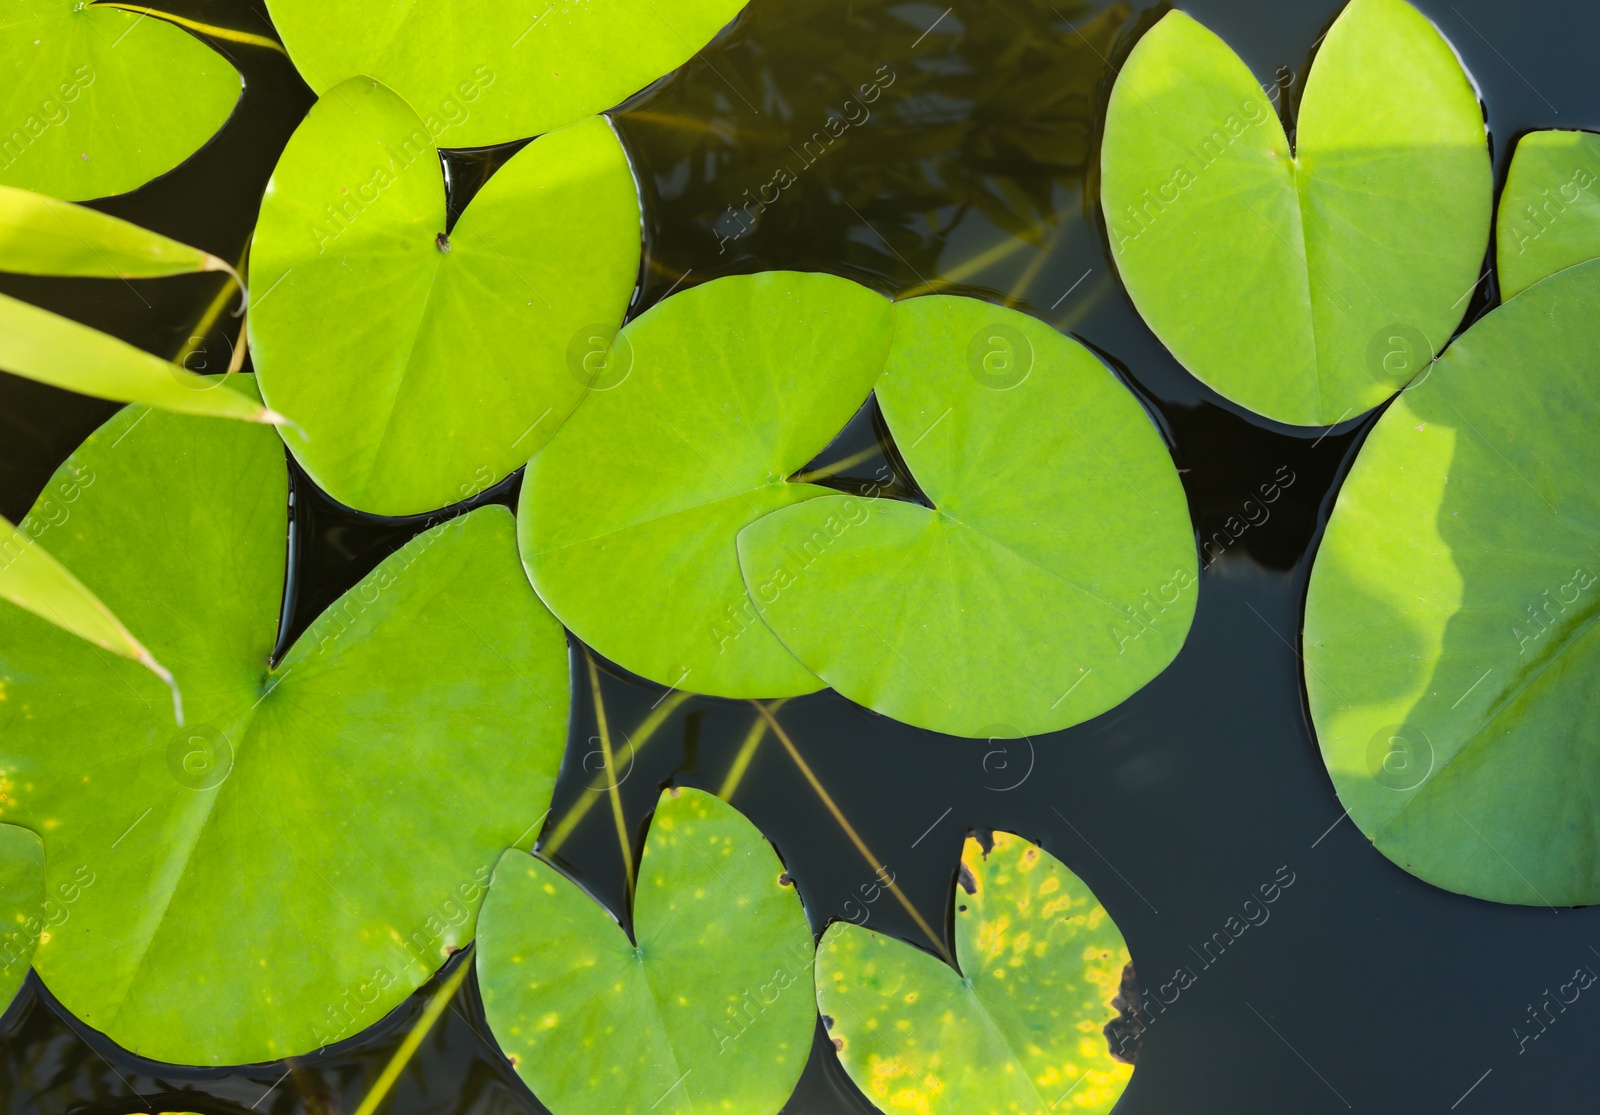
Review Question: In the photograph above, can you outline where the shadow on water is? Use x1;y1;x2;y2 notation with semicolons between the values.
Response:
4;0;1600;1112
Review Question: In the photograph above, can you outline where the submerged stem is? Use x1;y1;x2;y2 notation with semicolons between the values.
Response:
584;650;636;900
350;948;473;1115
88;2;290;54
717;698;789;800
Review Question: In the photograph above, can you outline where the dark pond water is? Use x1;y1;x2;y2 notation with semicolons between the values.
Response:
2;0;1598;1111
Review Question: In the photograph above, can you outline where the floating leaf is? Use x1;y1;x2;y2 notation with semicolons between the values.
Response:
1101;0;1491;426
0;825;45;1014
0;184;232;279
478;788;814;1115
250;77;640;516
817;831;1133;1114
738;296;1194;737
519;271;893;698
1304;259;1600;905
1496;130;1600;299
0;2;241;200
262;0;750;146
0;293;280;423
2;513;176;716
0;390;570;1062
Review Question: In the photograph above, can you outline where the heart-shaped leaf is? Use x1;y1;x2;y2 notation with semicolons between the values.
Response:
1101;0;1491;426
518;271;894;698
817;831;1134;1114
1497;130;1600;299
250;77;640;516
1305;258;1600;905
0;185;234;278
739;296;1194;738
0;2;241;200
0;389;570;1063
262;0;750;147
0;824;45;1015
478;787;814;1115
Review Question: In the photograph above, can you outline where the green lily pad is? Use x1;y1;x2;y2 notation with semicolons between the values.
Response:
0;184;234;278
0;824;45;1014
262;0;749;147
816;831;1134;1114
738;296;1194;738
518;271;893;698
0;2;241;200
0;388;570;1063
1304;258;1600;905
478;787;814;1115
250;77;640;516
1101;0;1491;426
1497;130;1600;300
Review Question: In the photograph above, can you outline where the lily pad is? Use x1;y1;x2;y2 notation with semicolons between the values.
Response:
1304;258;1600;905
1101;0;1491;426
0;825;45;1014
1497;130;1600;300
250;77;640;516
0;2;241;200
262;0;750;146
816;831;1134;1114
0;388;570;1063
478;787;814;1115
738;296;1194;738
518;271;893;698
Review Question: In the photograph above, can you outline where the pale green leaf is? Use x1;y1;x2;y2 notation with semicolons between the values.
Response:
1496;130;1600;299
262;0;750;146
518;271;893;698
1101;0;1491;426
0;390;570;1062
0;184;228;278
478;788;814;1115
250;77;640;515
0;1;240;200
738;296;1194;737
1305;258;1600;905
817;832;1133;1115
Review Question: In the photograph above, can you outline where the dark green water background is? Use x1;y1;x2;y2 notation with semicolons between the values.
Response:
2;0;1597;1111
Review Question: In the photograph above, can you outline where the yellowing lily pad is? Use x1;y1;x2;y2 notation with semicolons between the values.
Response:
0;824;45;1014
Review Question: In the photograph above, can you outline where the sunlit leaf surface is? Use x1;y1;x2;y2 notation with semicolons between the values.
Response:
817;832;1133;1114
262;0;750;146
1101;0;1491;426
0;824;44;1014
519;271;893;698
1497;130;1600;299
1305;259;1600;905
478;788;814;1115
0;1;240;200
250;77;640;516
739;296;1194;737
0;388;570;1062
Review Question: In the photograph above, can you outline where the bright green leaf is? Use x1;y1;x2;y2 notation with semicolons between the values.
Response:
0;824;45;1014
518;271;893;698
0;184;230;278
0;293;282;423
738;296;1194;738
1101;0;1491;426
1;513;177;717
262;0;750;146
817;831;1134;1115
250;77;640;516
1496;130;1600;299
1305;259;1600;905
478;787;814;1115
0;1;241;200
0;392;570;1062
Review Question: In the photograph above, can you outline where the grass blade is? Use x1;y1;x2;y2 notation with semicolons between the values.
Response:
0;186;238;282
